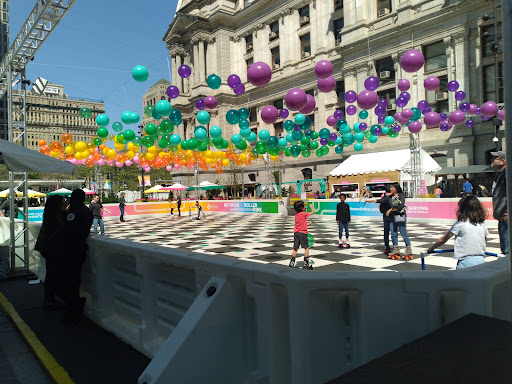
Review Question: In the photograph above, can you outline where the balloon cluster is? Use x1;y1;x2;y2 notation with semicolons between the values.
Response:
39;55;505;173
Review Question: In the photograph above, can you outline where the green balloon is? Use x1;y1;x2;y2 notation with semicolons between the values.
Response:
388;131;399;138
144;105;155;117
145;124;157;136
301;136;310;145
123;129;136;141
142;135;155;148
311;131;319;140
96;127;108;138
79;107;92;119
112;122;123;132
238;140;248;150
368;135;378;144
180;141;188;151
116;134;126;144
221;140;229;149
212;137;223;146
284;147;291;156
300;144;308;152
93;137;102;146
158;138;168;148
132;136;142;146
159;119;174;134
307;233;315;247
198;142;208;152
309;140;319;150
290;145;301;157
206;74;222;89
302;149;311;157
187;138;198;150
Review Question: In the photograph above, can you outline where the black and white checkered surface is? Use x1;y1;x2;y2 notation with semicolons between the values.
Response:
103;213;502;272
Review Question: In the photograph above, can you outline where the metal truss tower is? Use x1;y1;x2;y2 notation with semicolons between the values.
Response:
409;132;422;198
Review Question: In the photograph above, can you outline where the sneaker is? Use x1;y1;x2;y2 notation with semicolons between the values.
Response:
289;258;296;267
383;247;391;255
344;242;350;248
303;259;313;270
337;243;343;248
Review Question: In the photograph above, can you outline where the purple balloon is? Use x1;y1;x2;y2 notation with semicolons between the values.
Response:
279;108;289;119
440;113;448;121
204;96;218;109
476;108;481;115
314;60;333;79
317;76;336;93
333;109;344;120
359;122;368;131
327;115;337;126
424;111;441;128
374;105;386;116
398;79;410;92
421;107;432;115
393;125;402;133
440;122;452;131
344;91;357;103
417;100;429;111
408;120;422;133
247;62;272;87
448;110;466;126
233;83;245;95
394;112;406;125
378;116;385;124
195;99;205;110
373;126;382;136
285;88;308;111
400;92;411;101
465;119;475;128
400;50;425;73
227;74;241;88
447;81;459;92
178;65;192;78
320;138;328;146
299;94;316;114
424;76;440;91
459;102;470;112
468;104;478;114
481;116;489;121
481;101;499;118
357;90;379;110
498;110;505;121
364;76;380;91
346;105;357;115
329;133;338;142
395;96;408;108
166;85;180;99
402;108;414;120
378;99;388;107
261;105;279;124
455;91;466;101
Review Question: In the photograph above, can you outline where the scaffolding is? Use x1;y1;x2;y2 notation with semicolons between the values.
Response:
409;132;422;197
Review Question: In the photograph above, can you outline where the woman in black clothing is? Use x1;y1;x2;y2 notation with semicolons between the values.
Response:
367;185;393;255
387;183;412;260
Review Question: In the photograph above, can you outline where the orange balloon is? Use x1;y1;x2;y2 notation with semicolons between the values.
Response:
84;158;95;168
40;146;50;155
61;133;73;144
211;164;216;168
38;139;47;147
50;141;63;152
216;167;223;174
99;144;107;151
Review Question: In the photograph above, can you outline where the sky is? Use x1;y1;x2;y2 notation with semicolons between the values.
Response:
9;0;179;133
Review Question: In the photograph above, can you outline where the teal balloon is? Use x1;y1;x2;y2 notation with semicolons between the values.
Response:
267;136;278;149
238;108;249;120
381;126;390;135
170;134;181;145
291;129;303;141
239;119;250;129
412;107;421;121
359;110;368;119
121;111;132;124
156;100;172;116
353;122;360;132
370;125;380;135
319;128;330;138
337;119;347;128
340;126;351;135
335;145;344;154
290;145;301;157
294;113;306;125
240;128;251;138
226;109;240;125
368;135;378;143
96;114;109;127
284;120;295;132
132;65;149;82
130;112;140;124
384;116;395;126
247;132;257;143
343;133;354;144
112;122;123;132
152;109;162;120
195;127;207;141
286;133;294;143
334;136;343;145
354;142;363;152
210;126;222;138
278;138;288;148
231;134;242;145
169;109;182;125
259;129;270;141
355;132;365;142
206;74;222;89
302;116;312;130
196;110;211;125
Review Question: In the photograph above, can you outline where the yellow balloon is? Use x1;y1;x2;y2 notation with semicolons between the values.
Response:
139;153;146;160
205;150;214;158
108;134;115;141
148;146;157;154
102;147;109;155
159;151;166;159
271;155;278;161
65;146;74;155
222;158;230;167
80;151;90;159
50;151;59;158
74;141;87;152
205;158;213;164
126;150;135;159
87;142;95;149
127;142;135;151
227;143;235;150
74;152;82;160
239;153;247;162
107;148;117;160
134;146;140;152
114;143;125;151
146;152;155;161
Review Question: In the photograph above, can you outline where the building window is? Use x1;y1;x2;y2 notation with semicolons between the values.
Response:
273;99;283;110
424;41;447;72
375;56;395;82
333;18;344;46
377;0;392;16
299;6;310;27
249;107;257;123
483;62;503;103
377;88;396;108
301;168;313;180
269;21;279;41
245;34;253;53
482;23;502;57
426;75;449;116
334;0;343;11
300;33;311;58
274;122;284;137
271;47;280;69
246;58;254;71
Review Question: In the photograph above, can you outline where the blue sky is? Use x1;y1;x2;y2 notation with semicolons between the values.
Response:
9;0;179;132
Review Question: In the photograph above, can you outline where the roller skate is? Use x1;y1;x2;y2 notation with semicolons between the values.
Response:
302;257;314;270
389;247;401;260
402;246;414;261
289;257;296;268
337;241;343;249
344;240;350;248
382;247;391;255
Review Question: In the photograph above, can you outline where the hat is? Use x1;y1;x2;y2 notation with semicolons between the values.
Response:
491;151;506;158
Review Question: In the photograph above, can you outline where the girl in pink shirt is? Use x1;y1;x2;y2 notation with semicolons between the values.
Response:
289;200;315;269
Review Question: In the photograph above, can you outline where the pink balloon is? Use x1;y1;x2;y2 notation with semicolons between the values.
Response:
481;101;499;118
468;104;478;114
68;158;77;164
317;76;336;93
125;160;133;167
314;60;333;79
260;105;279;124
424;76;440;91
133;155;140;163
394;112;407;125
299;94;316;114
498;109;505;121
408;120;422;134
356;90;379;110
144;166;150;172
285;88;308;111
448;110;466;126
204;96;218;109
326;115;337;126
424;111;441;128
97;159;105;166
400;49;425;73
116;162;123;168
106;160;115;166
401;108;414;120
398;79;410;92
247;62;272;87
166;165;173;171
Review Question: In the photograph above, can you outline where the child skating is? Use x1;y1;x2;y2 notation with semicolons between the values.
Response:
289;200;315;270
336;194;351;248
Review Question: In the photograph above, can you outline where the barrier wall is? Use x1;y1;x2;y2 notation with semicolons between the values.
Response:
76;235;511;384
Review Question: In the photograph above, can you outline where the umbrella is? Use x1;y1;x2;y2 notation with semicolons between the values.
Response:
82;188;96;195
161;183;188;191
26;189;46;198
0;188;22;197
143;185;165;194
186;181;226;191
47;188;73;196
0;138;76;174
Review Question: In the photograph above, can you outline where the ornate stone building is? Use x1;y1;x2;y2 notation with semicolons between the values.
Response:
162;0;503;194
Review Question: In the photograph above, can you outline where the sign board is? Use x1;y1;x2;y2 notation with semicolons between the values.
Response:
44;86;59;95
300;191;307;200
370;179;390;182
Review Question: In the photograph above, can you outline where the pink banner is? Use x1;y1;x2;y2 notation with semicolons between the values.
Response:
370;179;390;182
405;201;495;220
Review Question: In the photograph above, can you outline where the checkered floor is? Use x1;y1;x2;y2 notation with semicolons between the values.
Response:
102;213;503;272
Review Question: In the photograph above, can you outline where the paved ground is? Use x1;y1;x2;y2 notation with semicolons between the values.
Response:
105;213;503;271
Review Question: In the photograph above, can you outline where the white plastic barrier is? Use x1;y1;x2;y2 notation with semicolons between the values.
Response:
76;236;511;384
0;218;41;272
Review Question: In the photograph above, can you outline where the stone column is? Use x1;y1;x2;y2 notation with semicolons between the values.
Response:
444;36;454;109
453;32;468;104
175;55;183;92
199;40;206;84
183;53;191;94
171;55;178;86
193;42;200;87
279;8;292;65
